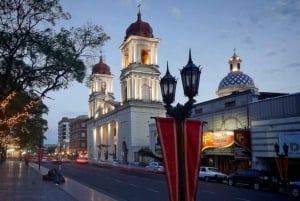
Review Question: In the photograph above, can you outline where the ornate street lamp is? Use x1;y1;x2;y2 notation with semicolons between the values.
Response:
160;61;177;106
180;50;201;100
274;142;289;191
160;49;202;201
160;49;202;120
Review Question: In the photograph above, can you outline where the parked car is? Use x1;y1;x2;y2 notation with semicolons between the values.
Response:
146;162;165;172
227;168;275;190
199;166;227;182
111;160;120;166
129;161;147;167
289;181;300;198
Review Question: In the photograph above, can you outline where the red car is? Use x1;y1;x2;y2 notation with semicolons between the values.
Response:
76;157;89;164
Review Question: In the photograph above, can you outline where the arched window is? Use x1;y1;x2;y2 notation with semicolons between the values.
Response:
101;81;106;92
141;48;149;64
124;49;129;67
142;84;150;101
123;86;127;102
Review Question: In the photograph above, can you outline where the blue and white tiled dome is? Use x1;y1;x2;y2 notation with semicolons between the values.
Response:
218;71;255;90
216;51;257;97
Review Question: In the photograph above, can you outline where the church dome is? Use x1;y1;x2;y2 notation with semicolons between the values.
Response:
92;56;111;75
218;71;255;90
125;11;153;40
217;51;257;97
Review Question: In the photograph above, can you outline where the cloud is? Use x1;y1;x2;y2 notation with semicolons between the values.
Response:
172;7;182;18
233;18;243;27
242;35;254;45
271;0;300;22
266;51;278;57
218;29;229;40
286;62;300;69
280;48;288;54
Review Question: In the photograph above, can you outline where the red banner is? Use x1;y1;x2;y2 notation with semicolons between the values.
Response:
37;148;44;161
183;119;203;201
276;157;288;181
234;130;251;160
155;117;179;201
155;117;203;201
37;148;44;170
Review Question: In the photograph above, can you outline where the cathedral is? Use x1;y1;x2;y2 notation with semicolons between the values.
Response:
86;10;165;163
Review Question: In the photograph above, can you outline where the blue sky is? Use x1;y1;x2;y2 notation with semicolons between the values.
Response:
43;0;300;144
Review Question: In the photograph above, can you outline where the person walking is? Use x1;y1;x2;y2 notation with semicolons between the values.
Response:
24;152;30;166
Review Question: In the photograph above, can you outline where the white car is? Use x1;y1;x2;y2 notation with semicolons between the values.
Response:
199;166;227;182
289;181;300;198
146;162;165;172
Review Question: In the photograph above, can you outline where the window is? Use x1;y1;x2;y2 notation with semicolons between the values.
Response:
195;108;203;114
123;86;127;101
101;81;106;92
81;132;86;138
124;49;129;67
142;84;150;101
225;101;236;108
141;48;149;64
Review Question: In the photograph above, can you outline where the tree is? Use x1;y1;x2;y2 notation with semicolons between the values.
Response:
0;90;48;162
0;0;110;98
10;91;49;150
47;146;56;155
0;0;110;161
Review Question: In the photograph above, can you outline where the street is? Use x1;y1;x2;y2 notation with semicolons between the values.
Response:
43;162;295;201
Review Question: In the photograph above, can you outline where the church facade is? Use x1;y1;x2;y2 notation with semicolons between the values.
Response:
86;10;165;164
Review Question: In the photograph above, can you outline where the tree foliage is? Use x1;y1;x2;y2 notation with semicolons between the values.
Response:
0;0;110;158
0;91;49;150
0;0;110;98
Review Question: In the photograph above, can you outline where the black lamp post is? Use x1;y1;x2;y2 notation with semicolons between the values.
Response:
160;49;201;201
274;142;289;191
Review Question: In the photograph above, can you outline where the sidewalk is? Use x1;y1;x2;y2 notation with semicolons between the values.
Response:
0;160;117;201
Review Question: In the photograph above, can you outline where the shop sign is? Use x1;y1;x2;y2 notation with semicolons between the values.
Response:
234;130;251;160
203;147;234;155
202;131;234;152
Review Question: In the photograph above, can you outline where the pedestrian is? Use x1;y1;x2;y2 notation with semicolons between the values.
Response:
24;152;30;166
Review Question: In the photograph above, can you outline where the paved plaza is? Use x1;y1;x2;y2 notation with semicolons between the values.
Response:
0;160;117;201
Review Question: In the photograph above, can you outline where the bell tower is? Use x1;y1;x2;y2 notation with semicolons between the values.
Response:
89;56;114;118
119;10;160;103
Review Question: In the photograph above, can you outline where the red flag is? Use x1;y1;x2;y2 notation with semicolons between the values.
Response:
155;117;179;201
37;148;44;170
276;157;288;181
183;119;203;201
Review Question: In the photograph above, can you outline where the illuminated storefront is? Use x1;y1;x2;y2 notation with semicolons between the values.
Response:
201;130;251;173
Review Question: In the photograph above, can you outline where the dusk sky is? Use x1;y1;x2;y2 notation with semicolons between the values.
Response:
44;0;300;144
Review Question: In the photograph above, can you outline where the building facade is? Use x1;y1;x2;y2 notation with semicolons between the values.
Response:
149;51;298;177
87;10;165;164
57;117;72;155
249;93;300;179
190;52;300;177
69;115;89;158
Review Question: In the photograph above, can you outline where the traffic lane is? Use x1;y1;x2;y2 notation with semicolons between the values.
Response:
197;181;292;201
46;162;169;201
43;162;292;201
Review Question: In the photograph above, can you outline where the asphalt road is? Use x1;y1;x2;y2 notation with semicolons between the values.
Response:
43;162;295;201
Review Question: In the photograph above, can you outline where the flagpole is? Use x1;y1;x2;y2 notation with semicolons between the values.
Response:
160;49;202;201
165;100;195;201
